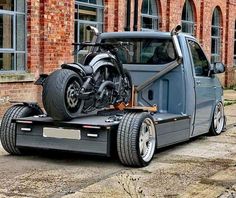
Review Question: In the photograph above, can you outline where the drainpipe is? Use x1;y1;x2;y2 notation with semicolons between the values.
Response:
133;0;138;31
124;0;131;31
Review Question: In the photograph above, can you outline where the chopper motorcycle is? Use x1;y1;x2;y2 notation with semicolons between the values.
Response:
36;26;132;121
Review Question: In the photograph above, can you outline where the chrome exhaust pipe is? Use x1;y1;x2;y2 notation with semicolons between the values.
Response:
86;26;100;36
171;25;183;60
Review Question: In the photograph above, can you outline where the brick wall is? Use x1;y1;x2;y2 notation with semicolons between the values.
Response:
28;0;74;72
0;0;75;117
0;0;235;118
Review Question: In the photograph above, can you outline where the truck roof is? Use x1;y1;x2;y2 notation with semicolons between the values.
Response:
100;31;195;40
100;31;171;39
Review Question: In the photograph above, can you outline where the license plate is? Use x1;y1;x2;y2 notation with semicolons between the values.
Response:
43;127;81;140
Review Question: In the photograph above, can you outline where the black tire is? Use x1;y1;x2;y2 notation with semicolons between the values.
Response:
0;105;42;155
117;112;156;167
42;69;84;121
209;102;225;136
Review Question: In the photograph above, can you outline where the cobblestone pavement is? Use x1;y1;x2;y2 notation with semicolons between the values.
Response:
0;90;235;198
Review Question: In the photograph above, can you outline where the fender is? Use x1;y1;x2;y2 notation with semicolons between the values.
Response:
9;101;44;115
92;60;117;73
88;53;118;73
89;53;115;66
61;63;93;77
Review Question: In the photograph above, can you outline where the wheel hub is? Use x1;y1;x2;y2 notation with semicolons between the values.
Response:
139;118;156;162
66;81;80;108
214;103;224;134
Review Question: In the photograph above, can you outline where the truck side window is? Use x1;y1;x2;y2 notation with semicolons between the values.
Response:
188;40;210;76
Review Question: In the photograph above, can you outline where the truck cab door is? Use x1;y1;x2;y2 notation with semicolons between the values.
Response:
187;40;215;136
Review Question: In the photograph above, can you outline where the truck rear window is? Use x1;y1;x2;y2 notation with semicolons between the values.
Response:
101;38;176;65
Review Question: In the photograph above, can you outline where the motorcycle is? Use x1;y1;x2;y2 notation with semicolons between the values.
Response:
35;26;132;121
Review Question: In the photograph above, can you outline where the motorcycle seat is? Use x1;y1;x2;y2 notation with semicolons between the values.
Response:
81;65;93;75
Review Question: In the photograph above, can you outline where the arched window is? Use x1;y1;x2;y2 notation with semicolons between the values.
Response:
211;7;221;63
181;0;195;35
234;21;236;65
141;0;159;31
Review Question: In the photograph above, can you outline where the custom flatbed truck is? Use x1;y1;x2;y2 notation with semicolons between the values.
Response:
0;27;226;167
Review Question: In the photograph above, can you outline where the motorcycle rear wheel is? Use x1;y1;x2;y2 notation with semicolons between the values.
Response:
42;69;84;121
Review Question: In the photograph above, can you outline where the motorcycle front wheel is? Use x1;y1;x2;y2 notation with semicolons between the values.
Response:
42;69;85;121
123;69;132;104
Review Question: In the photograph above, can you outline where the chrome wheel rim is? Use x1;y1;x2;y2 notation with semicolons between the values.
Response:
139;118;156;162
66;80;81;110
213;102;224;134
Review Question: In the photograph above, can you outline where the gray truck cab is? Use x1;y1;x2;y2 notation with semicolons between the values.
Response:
100;31;225;142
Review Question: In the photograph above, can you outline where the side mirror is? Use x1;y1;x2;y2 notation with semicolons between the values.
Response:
210;62;225;74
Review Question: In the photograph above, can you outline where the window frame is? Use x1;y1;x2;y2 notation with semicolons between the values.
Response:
0;0;27;72
74;0;104;43
211;7;221;64
74;0;104;62
181;0;195;35
141;0;159;31
187;38;211;78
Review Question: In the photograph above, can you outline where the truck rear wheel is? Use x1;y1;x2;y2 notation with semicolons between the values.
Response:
209;102;225;136
42;69;85;121
117;112;156;167
0;105;42;155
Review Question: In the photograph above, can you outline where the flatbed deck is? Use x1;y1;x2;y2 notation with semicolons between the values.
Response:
16;114;120;127
15;111;189;126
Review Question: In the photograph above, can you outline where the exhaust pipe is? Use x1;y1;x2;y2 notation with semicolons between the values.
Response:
86;26;100;36
171;25;183;60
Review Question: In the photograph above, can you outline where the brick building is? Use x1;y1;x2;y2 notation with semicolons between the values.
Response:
0;0;235;116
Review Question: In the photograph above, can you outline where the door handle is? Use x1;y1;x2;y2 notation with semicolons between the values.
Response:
196;80;201;85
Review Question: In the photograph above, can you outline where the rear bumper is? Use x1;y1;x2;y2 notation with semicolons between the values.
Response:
16;122;116;156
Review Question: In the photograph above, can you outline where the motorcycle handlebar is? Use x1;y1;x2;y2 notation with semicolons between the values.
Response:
72;42;133;54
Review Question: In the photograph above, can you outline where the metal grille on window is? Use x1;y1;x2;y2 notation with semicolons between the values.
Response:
0;0;26;71
211;7;221;63
181;0;195;35
141;0;159;31
74;0;104;62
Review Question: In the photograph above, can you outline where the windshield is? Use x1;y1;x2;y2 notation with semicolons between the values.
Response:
101;38;176;65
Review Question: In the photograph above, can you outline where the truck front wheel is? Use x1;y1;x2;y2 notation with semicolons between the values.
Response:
209;102;225;136
0;105;43;155
117;112;156;167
